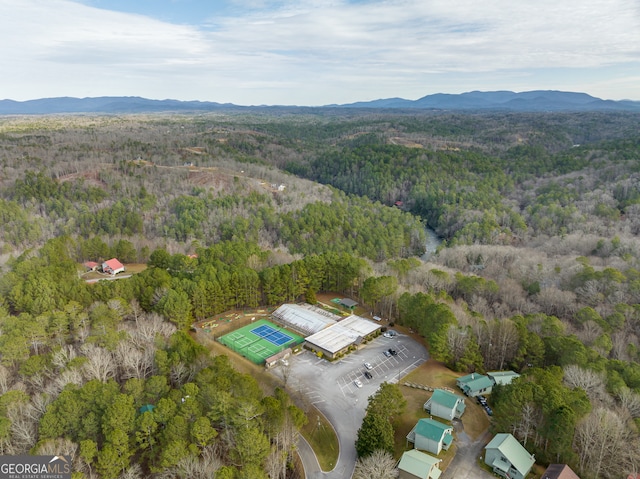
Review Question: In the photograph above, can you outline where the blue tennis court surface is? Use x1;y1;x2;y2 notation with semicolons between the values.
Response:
251;324;293;346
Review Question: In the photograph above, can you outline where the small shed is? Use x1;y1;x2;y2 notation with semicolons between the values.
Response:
339;298;358;310
84;261;99;272
265;348;292;369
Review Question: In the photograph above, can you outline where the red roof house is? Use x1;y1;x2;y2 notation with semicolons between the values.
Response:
84;261;99;271
102;258;125;275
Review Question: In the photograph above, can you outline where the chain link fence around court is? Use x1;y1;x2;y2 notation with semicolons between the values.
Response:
218;319;305;365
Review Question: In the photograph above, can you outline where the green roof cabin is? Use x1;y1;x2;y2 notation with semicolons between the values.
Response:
456;372;494;397
406;418;454;456
397;449;443;479
484;433;535;479
424;389;466;421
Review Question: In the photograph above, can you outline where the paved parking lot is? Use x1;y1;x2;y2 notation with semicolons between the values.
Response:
283;332;429;479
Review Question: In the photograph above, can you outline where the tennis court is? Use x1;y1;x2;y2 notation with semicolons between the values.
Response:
251;324;293;346
218;319;304;365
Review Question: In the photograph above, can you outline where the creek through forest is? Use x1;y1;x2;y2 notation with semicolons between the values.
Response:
421;226;442;261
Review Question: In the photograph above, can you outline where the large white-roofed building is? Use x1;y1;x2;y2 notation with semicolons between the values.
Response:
271;304;339;337
304;314;382;359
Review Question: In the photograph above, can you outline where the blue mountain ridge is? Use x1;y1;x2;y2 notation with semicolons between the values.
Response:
1;91;638;114
338;90;640;112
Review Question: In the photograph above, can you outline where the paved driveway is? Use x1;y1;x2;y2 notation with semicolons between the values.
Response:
441;423;494;479
280;333;429;479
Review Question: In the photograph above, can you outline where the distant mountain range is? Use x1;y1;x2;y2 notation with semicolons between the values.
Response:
1;91;639;114
336;90;640;112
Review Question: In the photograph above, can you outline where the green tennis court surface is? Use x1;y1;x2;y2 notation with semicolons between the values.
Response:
218;319;304;364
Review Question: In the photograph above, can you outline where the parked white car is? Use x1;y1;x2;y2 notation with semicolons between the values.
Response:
354;379;363;388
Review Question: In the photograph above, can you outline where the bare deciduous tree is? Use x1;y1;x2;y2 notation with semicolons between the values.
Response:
563;365;609;405
265;446;286;479
126;312;176;347
51;345;77;371
48;367;84;397
29;393;52;419
515;402;540;447
81;344;116;382
115;341;154;381
169;362;194;388
352;449;398;479
6;402;38;453
446;325;470;365
610;331;632;360
533;287;577;318
618;387;640;419
117;463;144;479
161;445;222;479
0;365;12;394
33;436;78;459
577;320;603;345
574;407;629;479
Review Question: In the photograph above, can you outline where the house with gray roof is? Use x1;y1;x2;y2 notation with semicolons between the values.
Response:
397;449;442;479
488;370;521;386
484;433;535;479
456;372;494;397
424;389;466;421
406;418;453;456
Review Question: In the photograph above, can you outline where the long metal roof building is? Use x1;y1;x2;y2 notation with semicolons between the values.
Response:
271;304;339;336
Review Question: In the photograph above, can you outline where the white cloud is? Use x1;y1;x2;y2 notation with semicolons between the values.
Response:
0;0;638;104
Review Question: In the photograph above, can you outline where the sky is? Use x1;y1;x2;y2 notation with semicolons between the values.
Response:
1;0;639;106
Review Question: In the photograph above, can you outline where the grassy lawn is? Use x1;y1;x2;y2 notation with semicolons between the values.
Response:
300;407;340;471
393;358;490;467
123;263;148;273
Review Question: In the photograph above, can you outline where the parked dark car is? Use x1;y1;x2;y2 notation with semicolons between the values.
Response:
388;348;397;356
364;371;373;379
476;395;488;406
484;405;493;416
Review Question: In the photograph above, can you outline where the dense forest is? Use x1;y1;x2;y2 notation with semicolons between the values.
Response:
1;110;640;478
